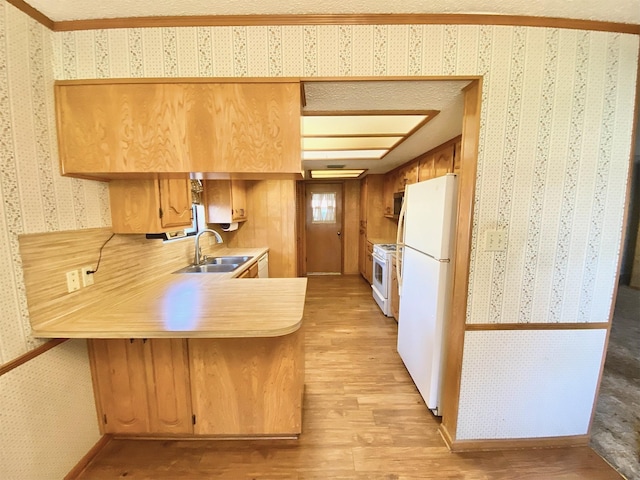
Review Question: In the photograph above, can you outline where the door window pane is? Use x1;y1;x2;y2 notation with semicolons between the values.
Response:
311;192;336;224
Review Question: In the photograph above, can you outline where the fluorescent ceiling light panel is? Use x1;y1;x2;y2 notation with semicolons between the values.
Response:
303;149;387;160
303;136;402;150
303;115;428;136
310;169;365;179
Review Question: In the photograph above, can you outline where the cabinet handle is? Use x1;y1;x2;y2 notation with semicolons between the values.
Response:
337;231;341;236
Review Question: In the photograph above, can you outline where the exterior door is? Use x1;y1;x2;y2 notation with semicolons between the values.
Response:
305;183;343;274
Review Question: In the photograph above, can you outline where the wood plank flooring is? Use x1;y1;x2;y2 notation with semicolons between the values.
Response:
77;275;621;479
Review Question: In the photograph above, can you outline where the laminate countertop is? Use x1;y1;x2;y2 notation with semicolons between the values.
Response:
32;247;307;339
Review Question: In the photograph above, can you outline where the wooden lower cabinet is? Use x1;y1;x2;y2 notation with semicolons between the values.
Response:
189;328;304;436
88;338;193;435
365;241;374;284
88;330;304;437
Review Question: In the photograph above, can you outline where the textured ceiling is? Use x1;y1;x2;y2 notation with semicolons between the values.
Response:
302;81;468;174
22;0;640;24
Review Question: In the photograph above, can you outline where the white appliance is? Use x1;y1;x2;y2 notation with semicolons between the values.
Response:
257;253;269;278
372;244;396;316
396;173;457;415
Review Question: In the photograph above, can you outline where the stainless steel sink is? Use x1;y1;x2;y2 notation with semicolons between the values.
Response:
204;255;253;265
173;263;239;274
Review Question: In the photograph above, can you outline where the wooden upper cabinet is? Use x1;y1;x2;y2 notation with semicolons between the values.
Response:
418;154;435;182
203;179;247;224
56;84;194;174
110;176;193;233
434;144;455;178
194;83;301;174
453;139;462;173
55;81;301;176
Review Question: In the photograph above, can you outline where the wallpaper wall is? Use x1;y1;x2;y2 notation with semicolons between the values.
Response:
52;24;639;326
0;2;104;477
0;2;110;364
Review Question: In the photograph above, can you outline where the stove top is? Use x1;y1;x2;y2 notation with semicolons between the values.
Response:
375;243;397;252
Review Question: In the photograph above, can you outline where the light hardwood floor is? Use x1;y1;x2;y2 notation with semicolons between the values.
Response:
76;275;621;479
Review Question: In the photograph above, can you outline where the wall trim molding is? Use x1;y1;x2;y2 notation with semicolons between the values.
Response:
439;427;590;452
0;338;68;377
4;2;639;35
465;322;610;331
63;435;112;480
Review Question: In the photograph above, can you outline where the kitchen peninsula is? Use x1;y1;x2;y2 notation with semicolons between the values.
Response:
20;233;307;439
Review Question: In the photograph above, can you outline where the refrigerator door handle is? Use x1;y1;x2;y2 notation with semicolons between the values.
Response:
396;192;408;290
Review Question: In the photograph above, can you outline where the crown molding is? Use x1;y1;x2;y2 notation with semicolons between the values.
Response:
6;0;54;29
4;3;639;35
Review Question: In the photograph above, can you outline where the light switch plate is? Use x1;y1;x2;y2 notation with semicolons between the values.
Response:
485;229;507;252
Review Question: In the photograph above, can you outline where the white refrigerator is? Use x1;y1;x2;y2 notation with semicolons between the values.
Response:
396;173;457;415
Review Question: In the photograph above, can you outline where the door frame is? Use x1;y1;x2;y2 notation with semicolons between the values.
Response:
296;181;346;276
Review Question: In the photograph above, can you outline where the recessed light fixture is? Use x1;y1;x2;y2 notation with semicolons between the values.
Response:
310;169;365;179
301;111;439;162
303;150;388;160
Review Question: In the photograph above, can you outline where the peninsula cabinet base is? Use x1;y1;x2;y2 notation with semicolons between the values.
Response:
88;328;304;438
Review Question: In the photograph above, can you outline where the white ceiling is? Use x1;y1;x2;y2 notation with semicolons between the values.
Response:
302;81;468;175
23;0;640;24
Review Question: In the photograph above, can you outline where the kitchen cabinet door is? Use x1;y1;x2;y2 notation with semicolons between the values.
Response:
453;139;462;173
434;144;455;178
56;82;301;177
56;83;195;175
197;83;301;174
383;172;395;216
110;176;193;234
204;180;247;224
89;339;150;434
143;339;194;434
89;338;193;435
418;154;434;182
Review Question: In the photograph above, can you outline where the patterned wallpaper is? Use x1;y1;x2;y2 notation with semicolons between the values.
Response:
52;24;639;325
1;2;104;478
0;2;110;364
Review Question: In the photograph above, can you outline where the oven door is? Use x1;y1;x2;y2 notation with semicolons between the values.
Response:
372;252;389;299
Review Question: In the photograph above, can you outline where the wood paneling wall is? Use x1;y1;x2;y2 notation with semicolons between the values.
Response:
226;180;297;278
343;180;361;275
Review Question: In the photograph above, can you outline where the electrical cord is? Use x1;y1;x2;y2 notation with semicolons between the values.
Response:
87;233;115;274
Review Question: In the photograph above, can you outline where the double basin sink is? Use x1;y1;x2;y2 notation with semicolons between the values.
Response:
173;256;253;274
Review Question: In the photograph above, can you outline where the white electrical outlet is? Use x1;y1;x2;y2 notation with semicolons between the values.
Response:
66;270;80;293
484;229;507;252
81;266;95;287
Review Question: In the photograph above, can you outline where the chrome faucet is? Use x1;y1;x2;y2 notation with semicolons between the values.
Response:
193;228;223;265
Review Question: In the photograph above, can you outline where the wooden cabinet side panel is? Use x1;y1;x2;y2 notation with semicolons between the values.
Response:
159;177;193;229
391;258;400;320
188;329;304;436
89;339;150;434
143;339;194;434
203;180;233;224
